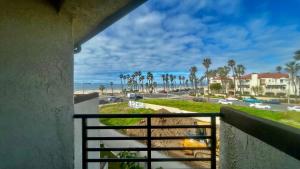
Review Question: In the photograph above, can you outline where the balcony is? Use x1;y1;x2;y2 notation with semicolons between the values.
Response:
74;93;300;169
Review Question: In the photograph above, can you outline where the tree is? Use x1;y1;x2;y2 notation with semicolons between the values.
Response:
161;74;166;91
110;82;114;96
202;58;212;98
285;61;300;97
217;66;231;94
235;64;246;94
119;74;124;90
139;75;145;92
99;85;105;95
276;66;282;73
228;59;236;95
210;83;222;94
251;86;263;96
293;50;300;61
189;66;197;90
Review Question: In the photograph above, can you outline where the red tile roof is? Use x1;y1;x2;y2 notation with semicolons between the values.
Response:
241;73;289;79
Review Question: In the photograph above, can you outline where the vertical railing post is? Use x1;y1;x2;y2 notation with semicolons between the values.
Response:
82;118;88;169
147;116;152;169
211;116;216;169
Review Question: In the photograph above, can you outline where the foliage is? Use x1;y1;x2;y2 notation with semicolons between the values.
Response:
251;86;264;96
210;83;222;93
118;151;143;169
265;92;275;97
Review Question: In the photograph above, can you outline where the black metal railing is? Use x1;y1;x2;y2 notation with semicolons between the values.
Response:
74;113;220;169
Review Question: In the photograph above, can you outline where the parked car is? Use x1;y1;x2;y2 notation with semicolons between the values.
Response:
107;96;122;102
243;98;261;103
218;99;233;105
226;97;239;101
263;99;281;104
127;93;143;100
249;103;271;109
287;106;300;112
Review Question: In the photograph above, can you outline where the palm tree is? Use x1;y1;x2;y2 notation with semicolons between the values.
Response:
228;59;236;96
276;66;282;73
139;75;145;92
178;76;182;89
123;75;127;89
147;72;154;93
217;66;231;94
189;66;197;90
136;71;142;91
99;85;105;95
110;82;114;96
202;58;212;97
285;61;300;99
294;50;300;61
182;76;186;88
235;64;246;94
170;74;174;90
161;74;166;91
165;74;170;91
119;74;124;90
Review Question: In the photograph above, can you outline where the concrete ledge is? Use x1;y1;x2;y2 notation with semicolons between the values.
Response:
221;107;300;161
74;92;99;104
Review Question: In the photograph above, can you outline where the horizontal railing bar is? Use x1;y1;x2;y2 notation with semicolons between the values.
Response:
87;158;211;162
151;158;211;162
87;137;147;140
151;136;211;140
87;147;211;151
151;125;212;129
87;136;211;140
74;113;220;118
87;147;147;151
86;125;211;130
88;158;148;162
86;126;147;129
151;147;211;151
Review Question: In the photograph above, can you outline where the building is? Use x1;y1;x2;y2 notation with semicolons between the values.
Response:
237;73;294;96
211;72;299;96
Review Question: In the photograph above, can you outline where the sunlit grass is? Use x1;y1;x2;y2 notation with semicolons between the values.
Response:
141;99;300;129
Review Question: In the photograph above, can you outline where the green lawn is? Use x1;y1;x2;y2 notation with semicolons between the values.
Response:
141;99;300;129
141;99;221;113
99;102;156;126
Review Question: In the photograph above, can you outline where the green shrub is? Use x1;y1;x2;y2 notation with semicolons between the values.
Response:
265;92;275;97
118;151;143;169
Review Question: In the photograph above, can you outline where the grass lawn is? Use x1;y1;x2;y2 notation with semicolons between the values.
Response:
141;99;300;129
141;99;221;113
99;102;156;126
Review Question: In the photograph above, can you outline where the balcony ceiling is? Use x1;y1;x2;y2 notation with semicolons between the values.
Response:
50;0;145;46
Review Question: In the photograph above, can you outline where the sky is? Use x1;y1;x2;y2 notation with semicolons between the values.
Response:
74;0;300;83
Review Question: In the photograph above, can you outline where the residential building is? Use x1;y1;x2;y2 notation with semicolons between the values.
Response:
211;72;298;96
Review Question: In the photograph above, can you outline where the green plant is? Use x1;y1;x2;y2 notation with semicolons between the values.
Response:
118;151;143;169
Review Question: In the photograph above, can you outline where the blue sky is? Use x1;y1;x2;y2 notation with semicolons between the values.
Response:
75;0;300;83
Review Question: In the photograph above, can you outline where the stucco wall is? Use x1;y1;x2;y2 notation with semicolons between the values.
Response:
0;1;74;169
220;121;300;169
74;97;99;169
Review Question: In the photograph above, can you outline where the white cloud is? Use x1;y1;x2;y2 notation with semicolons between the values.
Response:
75;0;300;82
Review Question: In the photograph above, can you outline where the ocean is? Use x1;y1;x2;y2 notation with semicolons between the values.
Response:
74;71;198;92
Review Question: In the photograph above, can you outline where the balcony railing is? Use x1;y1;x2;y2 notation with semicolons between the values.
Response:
74;113;220;169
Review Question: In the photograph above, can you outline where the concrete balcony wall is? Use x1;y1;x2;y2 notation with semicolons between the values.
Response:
220;107;300;169
0;2;74;169
74;93;99;169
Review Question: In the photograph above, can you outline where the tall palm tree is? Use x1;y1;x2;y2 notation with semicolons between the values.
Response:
189;66;197;90
161;74;166;91
217;66;230;94
139;75;145;92
165;74;170;91
235;64;246;94
123;75;127;89
110;82;114;96
99;85;105;95
202;58;212;97
276;66;282;73
293;50;300;61
285;61;300;98
228;59;236;96
182;76;186;88
119;74;124;90
136;71;142;91
178;76;182;89
170;74;174;90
